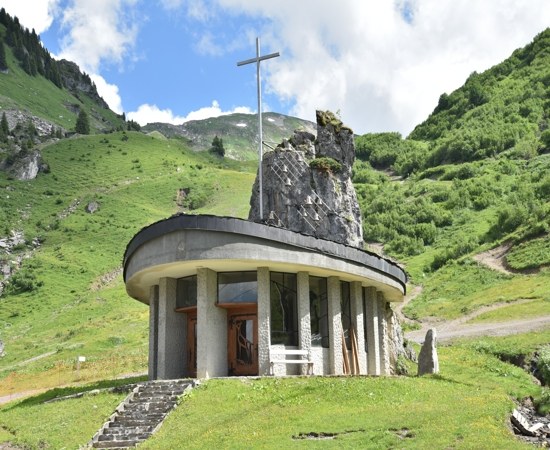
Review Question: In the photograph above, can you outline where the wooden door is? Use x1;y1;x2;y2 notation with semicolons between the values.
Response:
228;311;258;376
187;314;197;377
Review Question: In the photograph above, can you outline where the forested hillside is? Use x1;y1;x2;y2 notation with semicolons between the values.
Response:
352;29;549;326
0;7;125;160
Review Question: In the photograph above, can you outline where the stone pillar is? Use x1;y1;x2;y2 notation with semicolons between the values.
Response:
157;277;185;379
148;285;159;380
327;276;343;375
257;267;271;375
377;292;390;375
196;268;226;379
350;281;367;374
297;271;311;375
364;287;380;375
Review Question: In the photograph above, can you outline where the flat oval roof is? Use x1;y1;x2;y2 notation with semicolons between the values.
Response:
124;214;407;301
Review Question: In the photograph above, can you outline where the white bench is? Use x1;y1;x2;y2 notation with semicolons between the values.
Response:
270;349;313;375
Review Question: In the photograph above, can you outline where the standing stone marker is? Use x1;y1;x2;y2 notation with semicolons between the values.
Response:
417;328;439;376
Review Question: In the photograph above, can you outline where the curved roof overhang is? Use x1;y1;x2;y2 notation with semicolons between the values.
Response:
123;215;407;304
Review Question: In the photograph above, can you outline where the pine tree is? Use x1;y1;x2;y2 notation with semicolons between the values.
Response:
210;135;225;157
0;38;7;72
1;112;9;138
75;110;90;134
0;113;7;142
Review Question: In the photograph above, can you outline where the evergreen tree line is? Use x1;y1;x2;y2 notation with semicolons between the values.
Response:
0;8;63;87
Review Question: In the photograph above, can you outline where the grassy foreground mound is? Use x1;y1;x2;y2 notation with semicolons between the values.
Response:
0;344;542;449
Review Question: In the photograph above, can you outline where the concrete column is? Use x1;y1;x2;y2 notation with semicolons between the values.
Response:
257;267;271;375
350;281;367;374
148;285;159;380
378;292;390;375
157;277;185;379
196;268;226;379
364;287;380;375
327;276;343;375
297;271;311;375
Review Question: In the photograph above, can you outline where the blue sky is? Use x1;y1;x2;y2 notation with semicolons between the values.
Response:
2;1;549;135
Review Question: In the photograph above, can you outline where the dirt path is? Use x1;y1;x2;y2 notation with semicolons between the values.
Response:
472;242;514;274
405;299;550;343
407;314;550;343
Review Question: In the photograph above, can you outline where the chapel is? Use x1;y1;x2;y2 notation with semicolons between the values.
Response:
123;111;407;379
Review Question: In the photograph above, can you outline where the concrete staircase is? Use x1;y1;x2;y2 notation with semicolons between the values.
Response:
88;379;196;449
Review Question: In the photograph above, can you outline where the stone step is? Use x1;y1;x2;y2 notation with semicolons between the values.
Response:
131;393;180;402
93;438;144;448
103;425;155;436
116;410;166;420
98;432;151;442
112;417;160;427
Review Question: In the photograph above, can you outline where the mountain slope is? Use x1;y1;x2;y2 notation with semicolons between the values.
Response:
0;8;124;138
410;27;550;165
143;112;316;160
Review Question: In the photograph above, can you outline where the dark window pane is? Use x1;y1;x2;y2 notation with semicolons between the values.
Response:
309;276;329;348
341;281;352;349
218;272;258;304
270;272;298;346
176;276;197;308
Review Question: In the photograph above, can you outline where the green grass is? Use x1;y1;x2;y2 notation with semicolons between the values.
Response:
0;377;144;449
506;235;550;271
0;45;122;132
0;132;255;394
139;345;536;449
0;344;540;449
468;298;550;323
403;261;550;320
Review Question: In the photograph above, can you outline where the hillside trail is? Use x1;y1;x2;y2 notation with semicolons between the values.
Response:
405;298;550;343
403;241;550;342
472;241;515;275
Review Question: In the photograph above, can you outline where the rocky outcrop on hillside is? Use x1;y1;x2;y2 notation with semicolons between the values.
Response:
6;151;46;180
58;60;109;110
248;110;363;248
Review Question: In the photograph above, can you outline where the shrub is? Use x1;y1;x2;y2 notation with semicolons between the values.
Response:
310;157;342;173
537;346;550;386
5;270;44;294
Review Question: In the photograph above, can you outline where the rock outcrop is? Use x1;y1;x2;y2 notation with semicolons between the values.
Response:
6;150;46;181
248;110;363;248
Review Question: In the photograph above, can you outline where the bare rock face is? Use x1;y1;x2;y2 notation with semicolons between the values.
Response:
417;328;439;376
248;110;363;248
8;151;42;181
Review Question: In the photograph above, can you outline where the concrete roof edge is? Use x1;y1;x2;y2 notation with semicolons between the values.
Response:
122;214;407;293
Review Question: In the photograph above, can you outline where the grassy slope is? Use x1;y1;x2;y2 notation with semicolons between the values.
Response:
0;132;256;394
1;345;539;449
0;43;122;132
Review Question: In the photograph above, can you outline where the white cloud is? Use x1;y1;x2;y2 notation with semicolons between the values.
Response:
127;100;253;126
1;0;60;34
90;74;123;114
57;0;139;74
215;0;550;135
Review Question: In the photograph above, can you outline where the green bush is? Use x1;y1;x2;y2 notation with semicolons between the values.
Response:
537;346;550;386
5;269;44;294
309;157;342;173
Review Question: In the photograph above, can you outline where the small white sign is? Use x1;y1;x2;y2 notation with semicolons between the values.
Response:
78;356;86;362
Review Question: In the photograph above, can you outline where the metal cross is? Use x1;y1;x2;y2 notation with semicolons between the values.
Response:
237;37;280;221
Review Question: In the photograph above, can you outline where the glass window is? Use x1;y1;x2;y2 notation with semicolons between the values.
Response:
309;276;329;348
176;276;197;309
341;281;352;349
218;272;257;304
363;289;368;350
270;272;298;346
